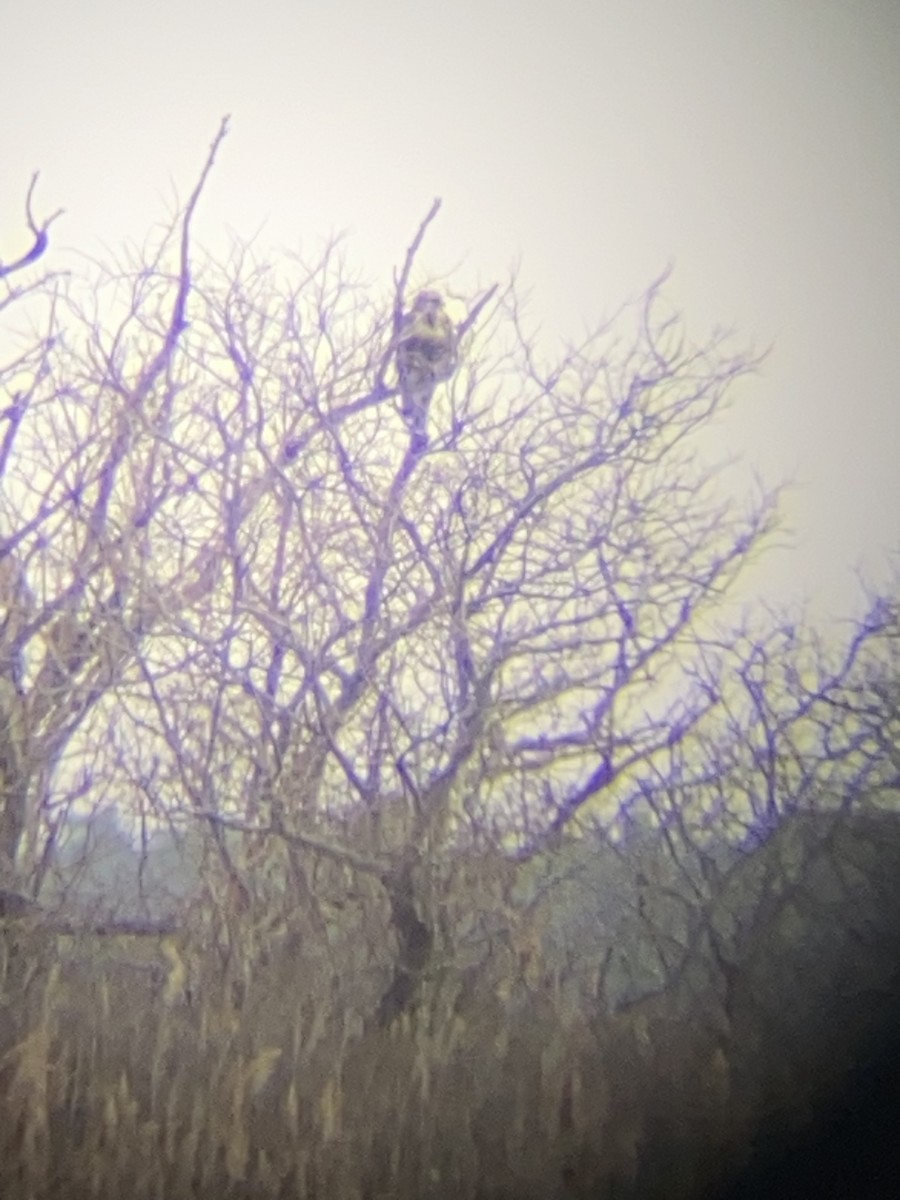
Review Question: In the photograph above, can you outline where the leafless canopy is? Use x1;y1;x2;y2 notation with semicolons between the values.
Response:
0;121;895;923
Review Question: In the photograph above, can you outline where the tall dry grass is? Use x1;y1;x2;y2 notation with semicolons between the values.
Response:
2;811;899;1200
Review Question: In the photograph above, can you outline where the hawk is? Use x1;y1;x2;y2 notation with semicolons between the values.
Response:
395;290;457;440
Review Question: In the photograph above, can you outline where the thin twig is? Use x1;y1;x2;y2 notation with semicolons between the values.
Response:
134;115;231;400
456;283;499;342
0;172;64;279
392;197;442;337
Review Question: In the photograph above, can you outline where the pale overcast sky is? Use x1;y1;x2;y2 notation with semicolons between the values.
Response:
3;0;899;629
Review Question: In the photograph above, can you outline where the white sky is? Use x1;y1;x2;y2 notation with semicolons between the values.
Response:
3;0;899;630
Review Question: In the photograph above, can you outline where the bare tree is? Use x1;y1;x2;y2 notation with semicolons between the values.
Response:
0;123;785;993
663;594;900;855
0;120;230;900
5;128;900;1200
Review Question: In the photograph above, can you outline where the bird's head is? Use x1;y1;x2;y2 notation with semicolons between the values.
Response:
412;290;444;323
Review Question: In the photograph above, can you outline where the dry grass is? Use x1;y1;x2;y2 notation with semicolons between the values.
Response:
2;812;899;1200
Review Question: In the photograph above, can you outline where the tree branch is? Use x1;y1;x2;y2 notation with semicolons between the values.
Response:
0;172;64;279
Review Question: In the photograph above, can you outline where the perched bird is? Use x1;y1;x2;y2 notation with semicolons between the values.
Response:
395;290;457;440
